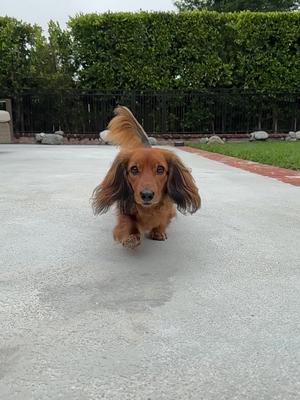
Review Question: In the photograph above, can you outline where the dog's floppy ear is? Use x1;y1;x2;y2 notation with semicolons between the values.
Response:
166;153;201;214
91;152;133;215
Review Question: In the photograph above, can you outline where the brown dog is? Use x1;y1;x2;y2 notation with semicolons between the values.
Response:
92;106;201;249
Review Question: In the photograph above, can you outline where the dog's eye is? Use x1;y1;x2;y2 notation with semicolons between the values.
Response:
130;166;139;176
157;165;165;175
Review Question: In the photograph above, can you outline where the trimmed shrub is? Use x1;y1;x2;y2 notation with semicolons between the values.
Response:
69;11;300;92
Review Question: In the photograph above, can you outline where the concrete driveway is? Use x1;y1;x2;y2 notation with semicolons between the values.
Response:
0;144;299;400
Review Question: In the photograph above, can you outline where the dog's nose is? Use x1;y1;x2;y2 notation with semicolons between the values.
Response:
140;190;154;202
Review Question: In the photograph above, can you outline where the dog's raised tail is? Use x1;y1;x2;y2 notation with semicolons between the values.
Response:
106;106;151;150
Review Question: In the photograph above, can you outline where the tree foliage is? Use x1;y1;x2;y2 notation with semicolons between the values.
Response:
0;17;38;94
174;0;300;11
30;21;75;91
0;17;74;95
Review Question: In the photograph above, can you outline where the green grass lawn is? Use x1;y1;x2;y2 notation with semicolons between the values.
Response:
189;141;300;171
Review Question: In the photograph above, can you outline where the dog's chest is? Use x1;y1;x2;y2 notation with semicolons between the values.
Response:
137;209;161;230
135;202;175;232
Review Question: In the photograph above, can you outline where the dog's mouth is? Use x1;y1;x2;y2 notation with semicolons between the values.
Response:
136;199;158;208
141;201;153;207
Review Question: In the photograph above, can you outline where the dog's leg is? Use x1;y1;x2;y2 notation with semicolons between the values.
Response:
113;215;141;249
150;226;168;241
149;207;176;241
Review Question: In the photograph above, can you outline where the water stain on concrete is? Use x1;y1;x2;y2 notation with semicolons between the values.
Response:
39;271;174;315
0;346;20;379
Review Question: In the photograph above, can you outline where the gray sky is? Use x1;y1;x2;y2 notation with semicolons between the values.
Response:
0;0;176;32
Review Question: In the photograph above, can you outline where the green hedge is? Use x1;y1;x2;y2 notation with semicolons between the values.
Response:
232;12;300;91
1;12;300;94
69;11;300;91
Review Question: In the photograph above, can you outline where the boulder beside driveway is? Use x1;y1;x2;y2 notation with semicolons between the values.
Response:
198;137;209;144
35;132;64;145
286;131;300;141
250;131;269;141
208;135;224;144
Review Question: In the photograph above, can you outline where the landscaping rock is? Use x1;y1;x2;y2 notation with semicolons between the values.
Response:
198;137;209;144
250;131;269;141
208;135;224;144
35;132;46;143
285;136;297;142
99;129;110;144
148;137;157;145
288;131;296;138
285;131;300;141
41;134;64;145
36;132;64;144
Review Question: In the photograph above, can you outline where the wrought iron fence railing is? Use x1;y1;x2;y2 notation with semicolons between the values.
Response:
4;90;300;138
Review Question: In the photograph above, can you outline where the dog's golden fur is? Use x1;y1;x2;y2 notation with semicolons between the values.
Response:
92;106;201;249
106;106;151;149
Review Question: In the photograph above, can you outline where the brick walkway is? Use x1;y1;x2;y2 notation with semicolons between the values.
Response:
182;147;300;186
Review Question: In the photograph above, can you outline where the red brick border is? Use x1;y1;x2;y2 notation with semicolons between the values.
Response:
181;147;300;187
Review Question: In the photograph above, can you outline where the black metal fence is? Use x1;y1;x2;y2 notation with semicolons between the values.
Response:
7;90;300;138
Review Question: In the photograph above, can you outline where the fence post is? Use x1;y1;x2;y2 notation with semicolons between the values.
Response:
130;91;136;113
161;93;167;133
293;95;297;131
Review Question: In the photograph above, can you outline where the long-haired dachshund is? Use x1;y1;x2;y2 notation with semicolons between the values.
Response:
92;106;201;249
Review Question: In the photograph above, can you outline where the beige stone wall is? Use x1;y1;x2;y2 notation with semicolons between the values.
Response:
0;124;11;143
0;110;12;143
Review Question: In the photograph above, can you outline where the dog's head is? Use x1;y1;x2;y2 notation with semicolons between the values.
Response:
92;148;201;215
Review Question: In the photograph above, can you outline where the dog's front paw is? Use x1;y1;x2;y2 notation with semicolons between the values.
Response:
150;230;167;241
122;234;141;249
